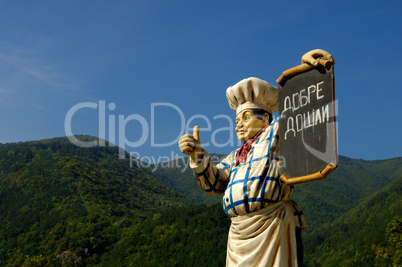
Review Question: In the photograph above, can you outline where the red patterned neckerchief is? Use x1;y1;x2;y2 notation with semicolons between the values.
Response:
234;125;268;166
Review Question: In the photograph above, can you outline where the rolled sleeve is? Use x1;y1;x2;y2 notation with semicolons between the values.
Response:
190;150;232;195
189;149;210;174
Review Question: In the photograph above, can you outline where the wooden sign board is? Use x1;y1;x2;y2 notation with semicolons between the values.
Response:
277;61;337;185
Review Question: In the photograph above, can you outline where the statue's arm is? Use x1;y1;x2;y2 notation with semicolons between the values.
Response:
190;150;232;195
179;125;231;195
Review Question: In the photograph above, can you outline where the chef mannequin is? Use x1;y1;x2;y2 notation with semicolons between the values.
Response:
179;49;334;266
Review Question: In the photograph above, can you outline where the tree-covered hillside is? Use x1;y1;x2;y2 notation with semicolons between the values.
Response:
304;175;402;266
0;136;400;266
151;153;402;266
152;155;402;231
294;156;402;231
99;203;230;266
149;154;226;205
0;137;190;265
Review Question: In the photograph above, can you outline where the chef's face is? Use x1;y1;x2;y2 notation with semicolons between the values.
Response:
235;109;268;142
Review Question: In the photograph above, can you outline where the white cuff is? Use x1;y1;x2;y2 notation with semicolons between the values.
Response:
189;150;210;174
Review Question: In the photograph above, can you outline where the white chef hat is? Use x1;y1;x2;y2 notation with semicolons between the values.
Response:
226;77;278;114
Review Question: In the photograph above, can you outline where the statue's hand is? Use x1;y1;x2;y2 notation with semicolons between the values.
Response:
178;126;203;164
302;49;335;67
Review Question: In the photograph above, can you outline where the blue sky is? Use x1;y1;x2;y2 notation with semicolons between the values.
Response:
0;0;401;161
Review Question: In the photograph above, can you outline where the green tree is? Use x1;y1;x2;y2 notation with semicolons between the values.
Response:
386;216;402;267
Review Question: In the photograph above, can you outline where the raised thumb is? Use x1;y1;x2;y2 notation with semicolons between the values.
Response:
193;125;200;143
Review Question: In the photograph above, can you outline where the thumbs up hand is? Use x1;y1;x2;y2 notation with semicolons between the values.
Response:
178;125;203;164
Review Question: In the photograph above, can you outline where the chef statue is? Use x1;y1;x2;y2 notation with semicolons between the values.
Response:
179;49;334;266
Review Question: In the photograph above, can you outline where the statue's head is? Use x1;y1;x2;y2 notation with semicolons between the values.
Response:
226;77;278;142
235;108;271;142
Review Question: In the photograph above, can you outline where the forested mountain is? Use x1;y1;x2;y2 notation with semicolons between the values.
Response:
0;137;190;265
304;175;402;266
294;156;402;231
152;155;402;231
99;203;230;266
149;154;225;205
150;154;402;266
0;136;400;266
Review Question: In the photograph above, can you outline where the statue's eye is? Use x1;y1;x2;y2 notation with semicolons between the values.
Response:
245;116;250;121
